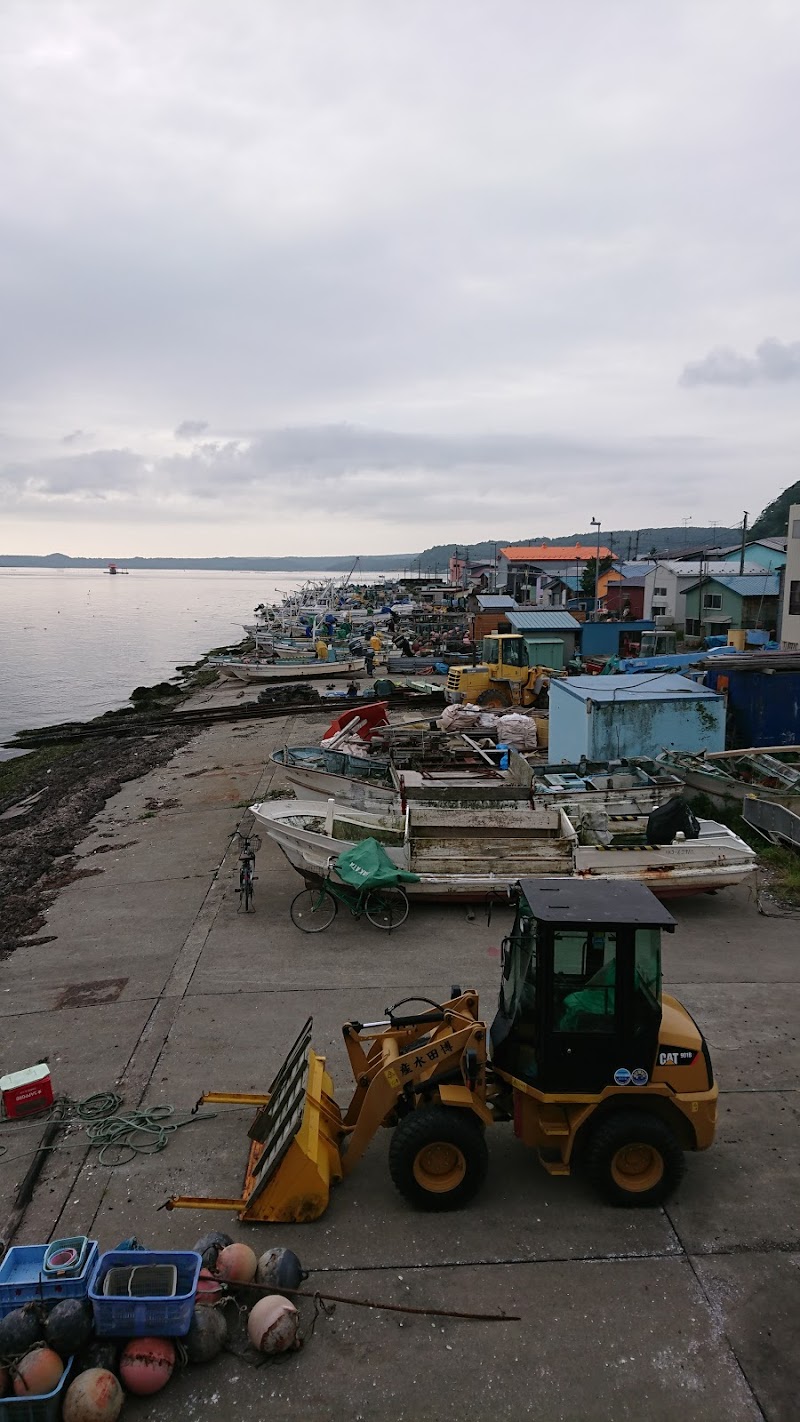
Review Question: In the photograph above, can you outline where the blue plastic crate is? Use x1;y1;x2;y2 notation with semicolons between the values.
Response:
0;1245;99;1318
88;1250;201;1337
0;1358;73;1422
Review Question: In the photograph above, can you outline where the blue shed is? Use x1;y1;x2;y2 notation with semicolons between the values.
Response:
549;674;725;763
702;665;800;747
579;620;655;659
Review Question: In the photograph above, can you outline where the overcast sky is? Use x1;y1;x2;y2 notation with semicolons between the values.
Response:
2;1;800;557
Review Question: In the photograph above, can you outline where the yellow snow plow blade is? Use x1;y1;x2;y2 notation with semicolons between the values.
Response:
166;1018;344;1223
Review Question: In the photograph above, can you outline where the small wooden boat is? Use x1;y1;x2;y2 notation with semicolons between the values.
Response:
270;746;685;814
251;795;756;901
208;655;366;684
658;747;800;811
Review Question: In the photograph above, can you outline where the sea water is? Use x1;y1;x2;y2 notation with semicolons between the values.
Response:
0;568;396;752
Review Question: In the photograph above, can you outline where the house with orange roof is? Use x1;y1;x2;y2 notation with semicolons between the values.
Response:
498;543;614;604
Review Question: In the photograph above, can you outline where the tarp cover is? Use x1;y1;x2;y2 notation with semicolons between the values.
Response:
334;836;419;888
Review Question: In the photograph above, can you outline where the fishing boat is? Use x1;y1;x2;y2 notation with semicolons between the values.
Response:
270;745;685;814
208;654;366;684
251;795;756;900
658;747;800;811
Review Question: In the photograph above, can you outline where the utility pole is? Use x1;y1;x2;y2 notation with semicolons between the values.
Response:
739;512;748;576
590;517;601;616
681;516;692;548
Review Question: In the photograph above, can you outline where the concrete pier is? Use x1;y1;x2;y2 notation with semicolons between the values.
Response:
0;685;797;1419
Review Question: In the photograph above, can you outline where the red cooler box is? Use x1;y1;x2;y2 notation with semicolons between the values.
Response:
1;1063;54;1118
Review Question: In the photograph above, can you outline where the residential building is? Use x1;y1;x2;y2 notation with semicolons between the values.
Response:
643;561;763;623
605;577;646;620
467;594;518;642
497;543;613;604
717;537;787;572
780;504;800;649
682;574;780;639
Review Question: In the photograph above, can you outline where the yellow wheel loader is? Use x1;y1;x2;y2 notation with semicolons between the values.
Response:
167;879;717;1221
445;634;553;709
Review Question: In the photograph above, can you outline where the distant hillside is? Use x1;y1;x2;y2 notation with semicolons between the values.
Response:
750;481;800;540
415;526;742;568
0;553;414;572
0;525;743;572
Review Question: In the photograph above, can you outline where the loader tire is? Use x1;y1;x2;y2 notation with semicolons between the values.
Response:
585;1111;685;1208
477;688;512;709
389;1105;488;1211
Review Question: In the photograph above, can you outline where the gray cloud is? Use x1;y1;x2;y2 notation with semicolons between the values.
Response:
175;420;208;440
1;3;800;552
681;338;800;387
61;429;92;445
0;423;759;534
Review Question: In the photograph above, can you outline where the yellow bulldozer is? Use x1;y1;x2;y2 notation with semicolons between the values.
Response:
167;878;717;1222
445;633;556;710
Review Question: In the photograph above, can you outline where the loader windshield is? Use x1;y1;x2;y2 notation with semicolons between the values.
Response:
556;931;617;1033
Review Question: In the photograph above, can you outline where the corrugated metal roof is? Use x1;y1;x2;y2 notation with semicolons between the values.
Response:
681;574;780;597
554;674;721;703
500;544;614;562
476;594;517;609
658;560;764;576
508;610;581;631
618;561;656;578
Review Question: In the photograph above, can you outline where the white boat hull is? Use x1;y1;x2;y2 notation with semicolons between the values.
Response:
213;656;366;684
252;799;756;901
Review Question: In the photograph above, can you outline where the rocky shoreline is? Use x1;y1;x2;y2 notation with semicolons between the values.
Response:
0;656;236;959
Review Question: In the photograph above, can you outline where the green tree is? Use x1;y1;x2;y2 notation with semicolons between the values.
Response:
580;555;614;598
750;480;800;540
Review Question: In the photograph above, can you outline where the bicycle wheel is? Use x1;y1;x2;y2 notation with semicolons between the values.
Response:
238;867;252;913
364;886;410;930
290;886;338;932
243;870;254;913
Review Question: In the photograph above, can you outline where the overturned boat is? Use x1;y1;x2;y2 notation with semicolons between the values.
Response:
251;794;756;900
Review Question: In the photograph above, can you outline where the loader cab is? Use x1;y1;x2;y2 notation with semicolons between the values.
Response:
482;635;529;670
491;878;675;1094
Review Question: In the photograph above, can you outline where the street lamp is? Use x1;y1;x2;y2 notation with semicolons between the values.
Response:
590;517;601;616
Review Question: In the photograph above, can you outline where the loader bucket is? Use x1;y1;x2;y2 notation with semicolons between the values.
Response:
240;1017;344;1223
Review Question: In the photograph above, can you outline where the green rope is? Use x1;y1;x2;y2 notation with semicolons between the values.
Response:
85;1103;217;1167
0;1094;216;1168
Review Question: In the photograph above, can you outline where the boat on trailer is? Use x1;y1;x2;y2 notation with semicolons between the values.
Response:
251;795;756;901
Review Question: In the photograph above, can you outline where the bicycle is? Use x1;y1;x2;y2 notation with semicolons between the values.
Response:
236;831;261;912
290;859;410;933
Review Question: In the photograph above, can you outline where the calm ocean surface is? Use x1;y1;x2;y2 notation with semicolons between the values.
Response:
0;568;395;753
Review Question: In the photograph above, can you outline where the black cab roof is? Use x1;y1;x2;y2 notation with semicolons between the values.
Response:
518;878;676;929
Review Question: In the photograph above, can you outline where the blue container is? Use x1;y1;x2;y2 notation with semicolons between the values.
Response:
0;1358;72;1422
0;1244;99;1318
88;1250;201;1337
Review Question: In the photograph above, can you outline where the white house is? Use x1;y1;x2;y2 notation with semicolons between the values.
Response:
643;560;763;623
780;505;800;649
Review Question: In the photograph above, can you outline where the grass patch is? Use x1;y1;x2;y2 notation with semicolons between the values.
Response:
758;844;800;905
0;745;77;804
191;667;220;688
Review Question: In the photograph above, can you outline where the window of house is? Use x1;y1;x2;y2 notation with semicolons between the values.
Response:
685;619;702;636
652;605;666;617
789;581;800;616
703;593;722;609
654;586;667;596
792;519;800;539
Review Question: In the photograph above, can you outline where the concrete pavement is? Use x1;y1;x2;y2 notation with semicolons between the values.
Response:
1;692;797;1420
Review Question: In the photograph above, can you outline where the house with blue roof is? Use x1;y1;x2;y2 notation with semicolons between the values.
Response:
681;573;781;638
